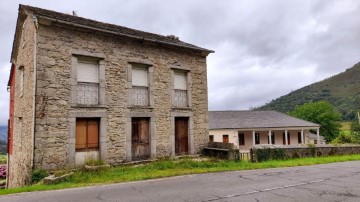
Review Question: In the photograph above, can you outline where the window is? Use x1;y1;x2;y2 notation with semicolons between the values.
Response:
223;135;229;143
283;132;290;145
268;132;275;144
255;133;260;144
19;66;24;97
77;57;99;105
76;118;99;151
173;70;188;107
131;64;149;106
298;132;302;144
18;117;23;147
209;135;214;143
238;133;245;145
314;140;317;144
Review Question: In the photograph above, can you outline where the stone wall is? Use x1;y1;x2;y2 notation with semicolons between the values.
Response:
8;15;36;188
250;145;360;162
33;20;209;169
202;142;240;160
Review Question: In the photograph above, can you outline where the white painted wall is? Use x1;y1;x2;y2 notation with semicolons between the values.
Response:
75;151;99;166
209;129;309;151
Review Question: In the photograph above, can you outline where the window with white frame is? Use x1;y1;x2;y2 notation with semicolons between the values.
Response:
76;57;99;105
173;70;188;107
131;64;149;106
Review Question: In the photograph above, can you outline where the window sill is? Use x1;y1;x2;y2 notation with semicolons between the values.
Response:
171;107;192;110
71;104;108;109
128;105;155;109
75;148;99;152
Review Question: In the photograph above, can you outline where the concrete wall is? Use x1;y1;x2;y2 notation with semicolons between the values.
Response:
209;129;309;151
32;20;209;170
8;15;36;188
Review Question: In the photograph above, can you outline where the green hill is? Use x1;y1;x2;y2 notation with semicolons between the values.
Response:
257;62;360;121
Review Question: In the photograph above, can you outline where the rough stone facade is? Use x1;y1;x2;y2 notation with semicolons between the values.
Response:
8;6;211;188
8;15;36;188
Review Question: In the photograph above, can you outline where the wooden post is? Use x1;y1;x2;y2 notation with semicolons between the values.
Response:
285;129;288;145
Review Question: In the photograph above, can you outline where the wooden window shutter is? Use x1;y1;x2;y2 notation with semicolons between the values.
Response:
87;120;99;149
174;72;187;90
132;67;148;87
76;120;87;150
77;61;99;83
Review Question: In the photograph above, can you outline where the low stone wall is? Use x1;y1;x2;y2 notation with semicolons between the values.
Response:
250;145;360;162
202;142;240;160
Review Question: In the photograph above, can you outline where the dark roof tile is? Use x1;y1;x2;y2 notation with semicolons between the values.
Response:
209;111;320;129
20;4;213;53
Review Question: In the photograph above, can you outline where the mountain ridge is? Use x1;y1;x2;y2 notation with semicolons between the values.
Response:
257;62;360;120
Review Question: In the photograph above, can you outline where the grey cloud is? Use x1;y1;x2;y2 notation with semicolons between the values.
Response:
1;0;360;125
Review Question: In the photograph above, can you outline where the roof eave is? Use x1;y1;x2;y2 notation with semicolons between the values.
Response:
10;5;28;63
35;14;214;55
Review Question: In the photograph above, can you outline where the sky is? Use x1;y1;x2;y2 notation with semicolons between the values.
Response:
1;0;360;125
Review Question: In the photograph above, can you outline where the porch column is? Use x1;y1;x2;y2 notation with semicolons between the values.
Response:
301;129;304;144
285;129;288;145
268;130;272;145
317;128;320;145
252;130;256;146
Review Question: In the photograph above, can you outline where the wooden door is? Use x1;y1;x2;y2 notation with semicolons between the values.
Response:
175;117;189;155
132;118;150;160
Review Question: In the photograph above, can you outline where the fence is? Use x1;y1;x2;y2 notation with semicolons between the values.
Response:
239;151;250;161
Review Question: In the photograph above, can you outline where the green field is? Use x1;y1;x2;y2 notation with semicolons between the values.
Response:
0;155;6;164
340;122;352;131
1;154;360;195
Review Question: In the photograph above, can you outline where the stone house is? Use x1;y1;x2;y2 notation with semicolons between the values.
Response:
7;5;213;188
209;111;321;152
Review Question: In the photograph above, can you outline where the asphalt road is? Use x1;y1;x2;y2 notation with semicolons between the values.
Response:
2;161;360;202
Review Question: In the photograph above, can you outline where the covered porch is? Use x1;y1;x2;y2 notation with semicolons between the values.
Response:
237;127;320;151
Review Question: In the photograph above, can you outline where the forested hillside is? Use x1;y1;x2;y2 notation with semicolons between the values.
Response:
0;126;7;154
258;62;360;120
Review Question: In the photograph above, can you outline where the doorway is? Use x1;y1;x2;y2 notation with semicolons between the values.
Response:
132;118;150;160
175;117;189;155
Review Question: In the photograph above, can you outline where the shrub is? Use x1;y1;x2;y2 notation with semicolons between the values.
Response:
332;132;355;144
31;169;48;183
0;165;6;179
255;148;271;162
273;148;287;160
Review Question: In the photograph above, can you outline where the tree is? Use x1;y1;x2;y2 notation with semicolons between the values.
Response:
289;101;341;142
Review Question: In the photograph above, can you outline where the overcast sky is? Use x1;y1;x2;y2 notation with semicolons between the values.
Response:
1;0;360;125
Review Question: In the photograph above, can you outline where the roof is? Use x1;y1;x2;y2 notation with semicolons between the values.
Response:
11;4;213;62
209;111;320;130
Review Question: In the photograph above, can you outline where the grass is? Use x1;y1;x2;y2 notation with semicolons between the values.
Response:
2;154;360;195
0;155;6;164
340;122;352;131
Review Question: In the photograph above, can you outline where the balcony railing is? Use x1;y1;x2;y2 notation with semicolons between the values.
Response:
131;86;149;106
173;89;188;107
77;82;99;105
